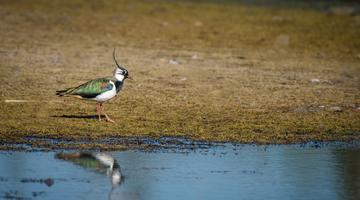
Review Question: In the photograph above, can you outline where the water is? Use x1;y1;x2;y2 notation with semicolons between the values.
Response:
0;143;359;200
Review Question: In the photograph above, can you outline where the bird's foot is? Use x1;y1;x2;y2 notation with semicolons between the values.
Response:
104;114;115;123
105;118;115;123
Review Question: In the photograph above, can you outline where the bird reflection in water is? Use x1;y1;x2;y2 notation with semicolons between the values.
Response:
55;152;122;199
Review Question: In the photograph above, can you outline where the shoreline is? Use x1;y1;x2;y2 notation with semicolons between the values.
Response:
1;135;359;151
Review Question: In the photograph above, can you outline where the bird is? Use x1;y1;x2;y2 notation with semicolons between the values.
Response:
55;152;122;187
56;49;131;122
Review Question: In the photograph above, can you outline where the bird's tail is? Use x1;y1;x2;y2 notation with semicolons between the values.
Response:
56;88;74;97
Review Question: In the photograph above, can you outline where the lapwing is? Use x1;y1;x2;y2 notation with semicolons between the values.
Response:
56;49;131;122
55;152;122;187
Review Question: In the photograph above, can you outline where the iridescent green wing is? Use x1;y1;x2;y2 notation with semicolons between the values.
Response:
69;77;113;98
55;153;108;173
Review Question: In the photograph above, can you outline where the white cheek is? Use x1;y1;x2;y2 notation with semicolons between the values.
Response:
115;74;125;81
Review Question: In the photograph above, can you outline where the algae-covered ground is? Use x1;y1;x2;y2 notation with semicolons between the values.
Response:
0;0;359;149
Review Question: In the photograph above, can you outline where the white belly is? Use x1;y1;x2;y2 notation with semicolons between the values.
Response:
92;81;117;102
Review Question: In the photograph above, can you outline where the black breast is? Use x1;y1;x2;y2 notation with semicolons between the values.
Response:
115;81;123;93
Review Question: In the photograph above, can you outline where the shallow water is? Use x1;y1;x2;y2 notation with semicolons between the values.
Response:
0;143;359;200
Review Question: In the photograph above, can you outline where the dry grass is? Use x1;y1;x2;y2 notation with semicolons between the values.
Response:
0;0;359;147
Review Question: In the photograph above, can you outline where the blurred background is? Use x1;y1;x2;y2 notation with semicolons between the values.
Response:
1;0;359;57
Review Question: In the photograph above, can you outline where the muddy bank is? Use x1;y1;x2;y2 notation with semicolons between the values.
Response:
1;135;359;151
0;0;359;144
0;136;225;151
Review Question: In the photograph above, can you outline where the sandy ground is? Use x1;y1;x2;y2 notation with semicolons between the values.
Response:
0;0;359;149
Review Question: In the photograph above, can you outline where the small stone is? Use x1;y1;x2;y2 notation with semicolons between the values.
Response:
311;78;320;83
194;21;203;27
274;34;289;47
329;106;342;112
169;59;180;65
180;77;187;81
319;105;325;109
43;178;54;187
191;54;198;60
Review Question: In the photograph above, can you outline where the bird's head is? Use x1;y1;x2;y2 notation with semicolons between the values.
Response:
113;49;132;81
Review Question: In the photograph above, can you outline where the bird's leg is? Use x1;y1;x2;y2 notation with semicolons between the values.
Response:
96;103;102;121
100;103;115;123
